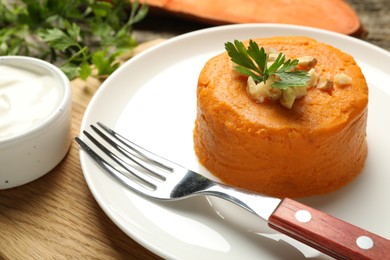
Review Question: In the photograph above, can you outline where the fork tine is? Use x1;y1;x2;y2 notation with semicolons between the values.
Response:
89;125;166;182
96;122;175;172
81;130;161;186
75;137;156;193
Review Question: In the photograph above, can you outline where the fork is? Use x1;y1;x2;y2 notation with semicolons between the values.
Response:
76;122;390;259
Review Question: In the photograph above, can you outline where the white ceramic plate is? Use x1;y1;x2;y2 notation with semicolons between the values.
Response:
79;24;390;259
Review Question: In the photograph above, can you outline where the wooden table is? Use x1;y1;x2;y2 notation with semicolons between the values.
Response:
1;1;389;259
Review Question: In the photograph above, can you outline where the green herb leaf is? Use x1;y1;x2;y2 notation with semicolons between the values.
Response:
273;71;311;89
92;51;119;76
39;28;78;51
267;53;285;74
277;59;299;73
225;41;261;75
225;39;310;89
60;63;79;80
0;0;148;80
79;62;92;81
247;40;267;77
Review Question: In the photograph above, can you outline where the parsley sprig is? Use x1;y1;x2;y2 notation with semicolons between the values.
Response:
0;0;148;80
225;40;310;89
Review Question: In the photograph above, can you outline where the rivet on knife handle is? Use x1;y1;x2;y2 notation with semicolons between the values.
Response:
268;198;390;259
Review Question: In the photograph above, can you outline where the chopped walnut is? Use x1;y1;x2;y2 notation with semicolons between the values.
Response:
307;68;319;87
297;56;318;70
334;73;352;86
317;77;334;90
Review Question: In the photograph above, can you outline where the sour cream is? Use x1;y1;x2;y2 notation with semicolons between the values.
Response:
0;64;62;140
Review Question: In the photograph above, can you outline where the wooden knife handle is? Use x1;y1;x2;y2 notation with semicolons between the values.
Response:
268;198;390;259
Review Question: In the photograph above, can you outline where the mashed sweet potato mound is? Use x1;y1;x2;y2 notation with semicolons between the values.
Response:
193;36;368;198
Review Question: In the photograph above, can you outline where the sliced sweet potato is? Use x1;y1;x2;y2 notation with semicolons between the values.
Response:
141;0;366;37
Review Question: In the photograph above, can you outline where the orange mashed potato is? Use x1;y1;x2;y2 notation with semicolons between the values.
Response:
194;36;368;198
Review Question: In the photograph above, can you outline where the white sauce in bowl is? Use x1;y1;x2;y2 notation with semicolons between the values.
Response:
0;56;71;189
0;64;62;140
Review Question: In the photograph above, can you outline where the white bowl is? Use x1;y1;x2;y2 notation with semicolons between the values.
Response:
0;56;72;189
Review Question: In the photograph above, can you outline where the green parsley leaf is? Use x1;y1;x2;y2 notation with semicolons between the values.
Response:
60;63;79;80
273;71;311;89
224;40;262;80
92;50;119;76
267;53;285;74
39;28;79;51
0;0;148;81
79;62;92;80
225;39;310;89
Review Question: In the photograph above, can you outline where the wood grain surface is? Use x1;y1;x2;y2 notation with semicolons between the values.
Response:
0;1;389;259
